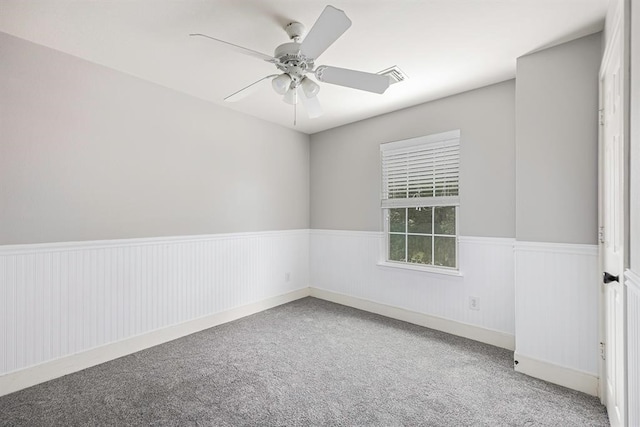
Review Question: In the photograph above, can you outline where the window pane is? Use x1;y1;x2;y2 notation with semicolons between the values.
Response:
408;207;432;234
409;186;433;198
408;235;432;265
389;234;406;261
389;208;406;233
434;206;456;235
434;236;456;267
435;185;458;197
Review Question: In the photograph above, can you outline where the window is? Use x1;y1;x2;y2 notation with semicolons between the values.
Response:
381;130;460;271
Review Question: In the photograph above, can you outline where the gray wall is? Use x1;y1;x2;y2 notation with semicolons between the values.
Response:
515;33;601;245
0;33;310;245
310;80;516;237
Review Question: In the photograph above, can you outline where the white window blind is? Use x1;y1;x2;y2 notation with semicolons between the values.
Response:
381;130;460;208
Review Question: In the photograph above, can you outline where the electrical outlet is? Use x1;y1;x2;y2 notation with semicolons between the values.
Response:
469;297;480;311
285;272;291;282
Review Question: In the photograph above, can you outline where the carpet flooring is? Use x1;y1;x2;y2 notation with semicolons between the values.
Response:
0;297;608;426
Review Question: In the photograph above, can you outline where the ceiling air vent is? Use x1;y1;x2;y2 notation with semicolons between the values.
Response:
377;66;408;84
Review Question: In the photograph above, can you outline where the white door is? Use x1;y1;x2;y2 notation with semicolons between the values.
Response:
600;19;626;427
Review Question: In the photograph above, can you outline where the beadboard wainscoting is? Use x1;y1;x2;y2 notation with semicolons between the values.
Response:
0;230;310;396
514;241;599;395
626;269;640;426
309;230;516;350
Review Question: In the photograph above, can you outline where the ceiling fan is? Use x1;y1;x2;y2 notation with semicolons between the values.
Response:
190;5;391;122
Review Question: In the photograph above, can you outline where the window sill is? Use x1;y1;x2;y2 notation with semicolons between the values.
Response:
376;261;463;277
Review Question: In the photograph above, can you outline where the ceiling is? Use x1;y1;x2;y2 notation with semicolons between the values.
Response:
0;0;608;134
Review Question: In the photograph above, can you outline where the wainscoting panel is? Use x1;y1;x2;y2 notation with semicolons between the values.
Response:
514;242;599;378
626;269;640;426
309;230;516;346
0;230;309;377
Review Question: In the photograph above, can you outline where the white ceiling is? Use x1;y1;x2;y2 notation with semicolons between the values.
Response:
0;0;608;134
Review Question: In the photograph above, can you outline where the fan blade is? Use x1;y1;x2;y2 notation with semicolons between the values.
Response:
300;6;352;60
297;87;323;118
190;34;277;63
315;66;390;94
224;75;278;102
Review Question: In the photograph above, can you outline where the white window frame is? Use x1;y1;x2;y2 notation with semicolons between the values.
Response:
378;130;461;276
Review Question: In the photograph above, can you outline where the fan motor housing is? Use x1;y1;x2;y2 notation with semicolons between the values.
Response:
274;42;314;82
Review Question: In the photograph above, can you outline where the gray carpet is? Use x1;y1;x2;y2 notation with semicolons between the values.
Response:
0;297;608;426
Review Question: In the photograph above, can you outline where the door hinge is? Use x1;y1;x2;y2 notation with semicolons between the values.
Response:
599;108;605;126
600;342;606;360
599;226;605;244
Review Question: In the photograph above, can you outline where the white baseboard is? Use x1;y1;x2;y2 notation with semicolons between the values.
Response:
310;287;515;351
0;288;310;397
514;353;599;396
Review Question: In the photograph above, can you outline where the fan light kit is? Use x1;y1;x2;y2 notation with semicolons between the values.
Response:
190;5;393;123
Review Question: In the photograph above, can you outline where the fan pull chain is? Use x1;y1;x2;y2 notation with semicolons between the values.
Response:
294;102;297;126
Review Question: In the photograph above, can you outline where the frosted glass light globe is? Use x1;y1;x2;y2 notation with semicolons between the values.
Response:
300;77;320;98
272;74;292;95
